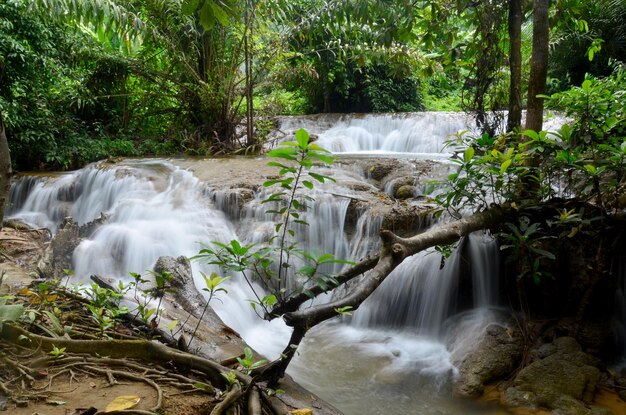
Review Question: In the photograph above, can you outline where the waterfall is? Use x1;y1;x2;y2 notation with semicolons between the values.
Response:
277;112;473;155
5;113;517;415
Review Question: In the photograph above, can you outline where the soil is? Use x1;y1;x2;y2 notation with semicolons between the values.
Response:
7;372;211;415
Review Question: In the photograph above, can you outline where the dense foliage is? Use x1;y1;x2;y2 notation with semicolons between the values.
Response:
0;0;623;170
0;1;136;170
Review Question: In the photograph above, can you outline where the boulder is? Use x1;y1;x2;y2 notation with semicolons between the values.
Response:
395;185;417;199
152;255;225;328
453;323;524;397
503;337;601;412
37;217;80;279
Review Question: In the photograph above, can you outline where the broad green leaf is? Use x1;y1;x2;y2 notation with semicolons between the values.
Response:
198;1;215;31
583;164;597;174
463;147;474;163
210;2;230;27
500;159;512;174
308;152;335;164
181;0;200;15
0;304;24;322
295;129;309;148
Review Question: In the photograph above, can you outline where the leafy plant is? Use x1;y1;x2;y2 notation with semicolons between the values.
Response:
236;346;268;375
82;283;129;338
48;345;66;359
500;216;556;284
194;128;349;322
188;272;229;348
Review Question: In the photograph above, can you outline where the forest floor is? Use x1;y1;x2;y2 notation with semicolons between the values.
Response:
0;225;333;415
0;227;220;415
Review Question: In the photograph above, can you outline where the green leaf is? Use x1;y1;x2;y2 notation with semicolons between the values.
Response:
583;164;597;175
302;180;314;190
309;172;334;183
500;159;512;174
295;129;309;148
181;0;200;15
210;2;230;27
0;303;24;322
581;79;592;93
308;152;335;164
604;116;618;130
463;147;474;163
198;1;215;31
267;147;297;160
522;130;540;141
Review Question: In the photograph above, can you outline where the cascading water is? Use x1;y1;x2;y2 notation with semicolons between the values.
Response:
6;113;511;414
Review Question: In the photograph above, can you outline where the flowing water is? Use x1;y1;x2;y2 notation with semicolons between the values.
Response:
7;112;521;414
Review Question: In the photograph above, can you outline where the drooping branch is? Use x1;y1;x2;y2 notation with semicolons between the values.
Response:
261;207;507;384
266;254;380;318
284;207;506;328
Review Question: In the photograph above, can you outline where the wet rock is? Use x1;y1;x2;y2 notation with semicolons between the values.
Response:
78;213;109;238
385;175;416;195
153;255;193;290
153;255;224;328
453;323;524;397
380;203;434;237
37;217;80;279
503;337;601;412
395;185;417;199
365;160;398;181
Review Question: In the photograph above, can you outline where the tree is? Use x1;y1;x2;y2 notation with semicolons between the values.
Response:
0;108;10;226
507;0;523;132
525;0;550;132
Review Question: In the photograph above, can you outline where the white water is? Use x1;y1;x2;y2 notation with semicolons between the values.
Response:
7;113;513;414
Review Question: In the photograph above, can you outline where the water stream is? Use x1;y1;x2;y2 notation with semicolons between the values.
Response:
7;112;515;414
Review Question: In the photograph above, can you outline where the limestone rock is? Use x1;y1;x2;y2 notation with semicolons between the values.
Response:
453;323;524;397
503;337;601;412
395;185;417;199
153;255;193;290
37;217;80;279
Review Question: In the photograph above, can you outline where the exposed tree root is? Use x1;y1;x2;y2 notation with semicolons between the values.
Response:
210;383;242;415
1;323;251;389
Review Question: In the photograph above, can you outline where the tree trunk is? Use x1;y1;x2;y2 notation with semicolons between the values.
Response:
507;0;523;132
0;109;11;227
244;0;255;148
525;0;550;132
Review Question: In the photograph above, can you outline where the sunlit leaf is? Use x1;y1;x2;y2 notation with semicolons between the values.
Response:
105;395;141;412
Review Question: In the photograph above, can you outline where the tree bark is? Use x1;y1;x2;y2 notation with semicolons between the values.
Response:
0;109;12;227
525;0;550;132
507;0;523;132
